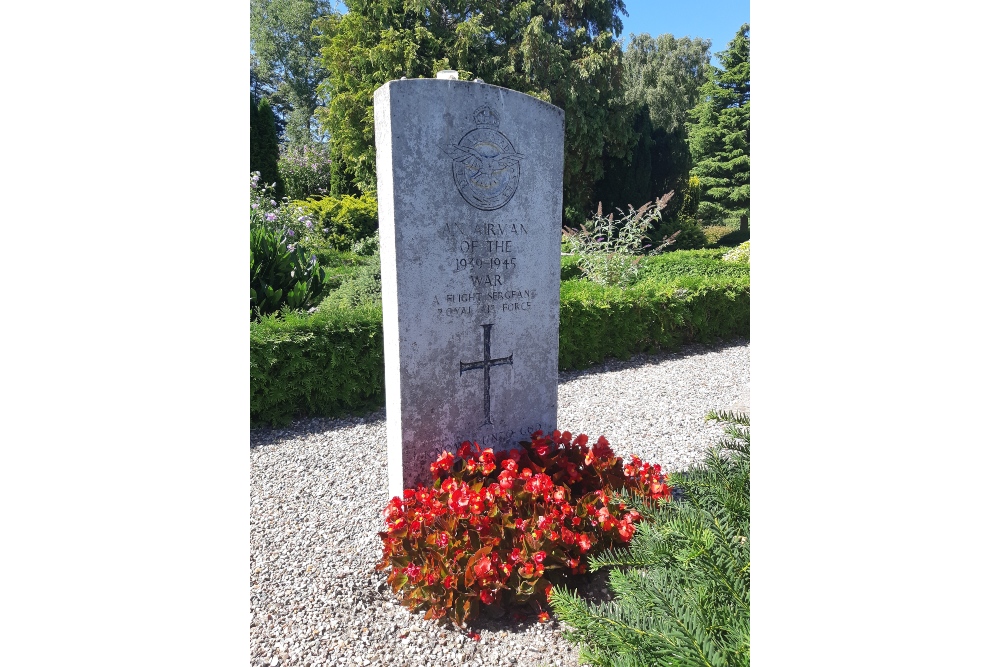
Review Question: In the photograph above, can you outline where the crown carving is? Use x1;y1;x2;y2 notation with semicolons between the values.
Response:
473;105;501;127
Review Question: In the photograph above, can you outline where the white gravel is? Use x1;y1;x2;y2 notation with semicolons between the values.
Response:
250;339;750;667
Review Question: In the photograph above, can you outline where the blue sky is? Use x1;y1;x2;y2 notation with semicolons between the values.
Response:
617;0;750;66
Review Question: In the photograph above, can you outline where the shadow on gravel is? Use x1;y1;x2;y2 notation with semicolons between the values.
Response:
385;568;616;638
557;337;750;385
250;337;749;449
250;408;388;450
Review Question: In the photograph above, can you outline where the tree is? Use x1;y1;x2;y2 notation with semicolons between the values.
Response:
591;33;709;219
688;24;750;225
251;97;283;196
315;0;634;219
251;0;332;146
623;33;712;133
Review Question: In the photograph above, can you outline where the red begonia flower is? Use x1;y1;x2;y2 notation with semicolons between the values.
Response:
474;556;493;580
619;522;635;540
429;451;455;477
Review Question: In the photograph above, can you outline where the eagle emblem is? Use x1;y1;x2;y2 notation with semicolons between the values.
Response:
443;105;524;211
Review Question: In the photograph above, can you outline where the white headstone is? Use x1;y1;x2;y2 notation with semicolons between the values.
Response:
375;78;565;498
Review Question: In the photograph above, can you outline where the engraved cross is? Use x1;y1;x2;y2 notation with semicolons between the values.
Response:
460;323;513;426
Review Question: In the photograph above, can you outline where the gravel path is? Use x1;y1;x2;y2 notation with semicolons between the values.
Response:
250;339;750;667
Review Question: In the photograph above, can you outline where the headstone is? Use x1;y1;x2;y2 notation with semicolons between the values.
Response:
375;77;565;498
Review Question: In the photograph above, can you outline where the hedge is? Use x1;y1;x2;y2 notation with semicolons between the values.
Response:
557;276;750;370
251;305;385;426
251;276;749;426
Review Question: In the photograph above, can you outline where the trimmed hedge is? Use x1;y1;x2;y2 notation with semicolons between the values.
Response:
251;273;749;425
251;305;385;426
558;276;750;370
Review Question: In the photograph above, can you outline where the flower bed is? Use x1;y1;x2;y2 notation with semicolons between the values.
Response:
377;430;670;626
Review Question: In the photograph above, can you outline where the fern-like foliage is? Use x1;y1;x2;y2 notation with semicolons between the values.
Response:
550;412;750;667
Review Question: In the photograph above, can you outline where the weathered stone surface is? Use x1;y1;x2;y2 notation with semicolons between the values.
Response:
375;78;565;497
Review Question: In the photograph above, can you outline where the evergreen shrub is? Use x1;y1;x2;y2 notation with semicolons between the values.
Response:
550;412;750;667
292;195;379;251
250;305;384;426
250;98;283;197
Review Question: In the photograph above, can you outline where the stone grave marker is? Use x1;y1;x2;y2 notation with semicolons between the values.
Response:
375;74;565;498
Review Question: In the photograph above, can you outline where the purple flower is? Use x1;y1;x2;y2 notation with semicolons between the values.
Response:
286;229;295;237
287;244;295;251
252;203;259;209
265;212;276;221
270;200;277;207
305;221;313;229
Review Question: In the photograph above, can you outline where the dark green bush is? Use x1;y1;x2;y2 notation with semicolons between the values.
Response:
250;97;282;198
717;227;750;247
292;195;379;251
649;214;708;251
250;305;385;426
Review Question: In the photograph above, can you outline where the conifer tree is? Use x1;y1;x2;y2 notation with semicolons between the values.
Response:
550;411;750;667
251;97;283;197
687;24;750;225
